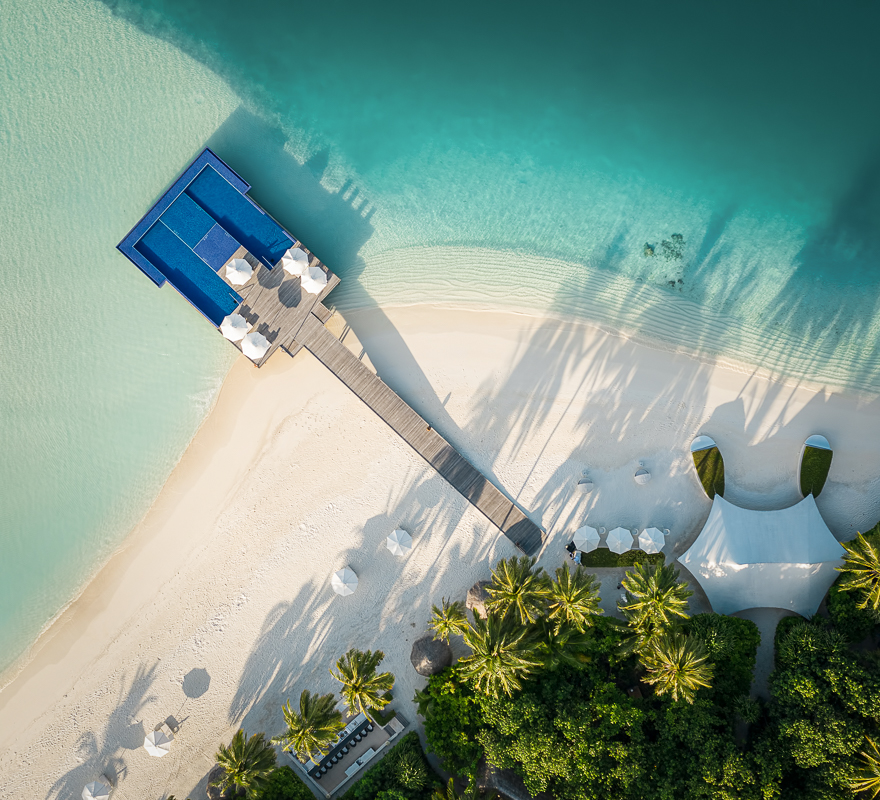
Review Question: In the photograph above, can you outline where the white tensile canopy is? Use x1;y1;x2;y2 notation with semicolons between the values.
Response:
573;525;600;553
607;527;633;555
82;782;111;800
386;529;413;556
144;728;174;757
678;494;845;616
331;567;358;596
241;331;270;361
226;258;254;286
300;265;328;295
638;527;665;554
279;247;309;276
219;313;250;342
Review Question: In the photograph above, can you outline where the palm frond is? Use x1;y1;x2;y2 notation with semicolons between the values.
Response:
851;738;880;798
619;562;692;635
485;556;550;625
213;729;277;799
330;648;395;716
547;564;603;631
430;598;470;642
838;533;880;612
641;630;714;704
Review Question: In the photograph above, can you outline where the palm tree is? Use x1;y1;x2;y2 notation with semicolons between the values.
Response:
212;729;277;799
851;738;880;798
838;532;880;612
547;564;603;631
535;618;594;670
430;597;470;642
271;690;345;763
330;648;395;716
641;630;714;703
485;556;550;625
459;612;542;698
619;562;692;636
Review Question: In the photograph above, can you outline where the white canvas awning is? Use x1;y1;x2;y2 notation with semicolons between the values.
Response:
331;567;358;596
219;313;250;342
607;527;632;555
573;525;600;553
144;728;174;757
226;258;254;286
301;265;328;295
678;494;845;616
386;529;413;556
638;527;665;554
279;247;309;276
82;782;111;800
241;331;270;361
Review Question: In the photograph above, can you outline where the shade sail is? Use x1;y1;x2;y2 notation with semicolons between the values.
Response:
678;494;845;616
607;527;632;555
386;529;413;556
638;527;665;554
573;525;600;553
226;258;253;285
82;782;111;800
219;313;249;342
241;331;269;361
332;568;358;596
301;265;328;295
279;247;309;276
144;728;174;757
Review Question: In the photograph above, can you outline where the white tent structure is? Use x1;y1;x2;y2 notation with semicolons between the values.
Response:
607;527;633;555
331;567;358;596
241;331;270;361
225;258;254;286
144;728;174;757
678;494;845;616
638;527;665;554
573;525;600;553
219;313;250;342
300;265;328;295
279;247;309;276
386;529;413;556
82;781;111;800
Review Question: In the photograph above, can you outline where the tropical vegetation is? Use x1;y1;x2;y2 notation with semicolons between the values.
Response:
272;690;344;762
340;731;440;800
692;444;725;498
331;648;396;716
212;730;278;799
800;444;834;497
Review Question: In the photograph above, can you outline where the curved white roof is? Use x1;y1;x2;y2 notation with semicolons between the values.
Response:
678;494;844;617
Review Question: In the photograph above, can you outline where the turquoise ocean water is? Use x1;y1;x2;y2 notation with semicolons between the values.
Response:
2;0;880;673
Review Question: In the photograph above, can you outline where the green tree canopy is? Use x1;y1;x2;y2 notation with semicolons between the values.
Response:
271;690;344;762
213;730;276;799
330;648;395;717
485;556;550;625
430;598;470;643
546;564;603;631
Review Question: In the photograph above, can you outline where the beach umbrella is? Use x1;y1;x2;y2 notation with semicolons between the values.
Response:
386;529;413;556
82;782;111;800
226;258;254;286
219;313;250;342
144;728;174;757
331;567;358;596
573;525;600;553
241;331;270;361
301;265;328;295
638;527;665;554
634;468;651;485
607;527;633;555
279;247;309;276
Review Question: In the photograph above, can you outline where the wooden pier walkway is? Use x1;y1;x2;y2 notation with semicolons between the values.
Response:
296;314;545;555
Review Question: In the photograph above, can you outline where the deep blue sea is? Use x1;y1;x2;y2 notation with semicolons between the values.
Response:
1;0;879;673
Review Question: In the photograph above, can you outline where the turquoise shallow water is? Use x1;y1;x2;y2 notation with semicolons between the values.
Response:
2;0;880;672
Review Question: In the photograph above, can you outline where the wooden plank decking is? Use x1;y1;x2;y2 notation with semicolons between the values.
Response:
297;313;545;555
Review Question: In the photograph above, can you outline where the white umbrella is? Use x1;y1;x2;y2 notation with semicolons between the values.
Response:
279;247;309;276
241;331;270;361
226;258;253;286
331;567;358;596
300;265;328;295
634;468;651;485
82;781;111;800
638;527;665;554
386;529;413;556
219;313;250;342
144;728;174;757
573;525;600;553
607;527;633;555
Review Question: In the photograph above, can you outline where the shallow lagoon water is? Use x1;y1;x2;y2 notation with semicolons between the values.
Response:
1;0;880;672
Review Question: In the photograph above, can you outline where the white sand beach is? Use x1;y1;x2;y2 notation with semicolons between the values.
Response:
2;305;880;799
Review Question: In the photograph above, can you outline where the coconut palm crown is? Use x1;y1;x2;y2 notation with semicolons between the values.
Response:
459;612;542;698
271;690;344;763
212;729;277;799
330;648;395;716
485;556;550;625
430;597;470;642
619;562;692;635
641;630;714;703
852;737;880;798
547;564;603;631
837;532;880;612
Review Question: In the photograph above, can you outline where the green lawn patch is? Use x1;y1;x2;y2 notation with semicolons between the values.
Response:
579;549;665;568
692;446;725;498
368;692;397;726
800;446;833;497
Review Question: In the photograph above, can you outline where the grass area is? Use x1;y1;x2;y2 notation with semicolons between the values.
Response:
368;692;396;726
692;446;725;499
800;446;833;497
579;549;665;568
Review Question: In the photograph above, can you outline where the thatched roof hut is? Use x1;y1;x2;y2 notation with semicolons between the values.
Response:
410;635;452;676
467;580;491;619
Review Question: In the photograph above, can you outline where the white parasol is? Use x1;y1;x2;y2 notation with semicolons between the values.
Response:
386;529;413;556
606;527;633;555
573;525;600;553
241;331;270;361
219;313;250;342
638;527;665;554
331;567;358;596
225;258;254;286
300;265;328;295
279;247;310;276
144;728;174;757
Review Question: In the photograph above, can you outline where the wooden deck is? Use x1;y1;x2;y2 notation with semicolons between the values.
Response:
296;314;545;555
